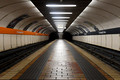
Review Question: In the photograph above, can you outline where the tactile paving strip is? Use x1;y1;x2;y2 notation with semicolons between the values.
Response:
39;40;86;80
18;40;108;80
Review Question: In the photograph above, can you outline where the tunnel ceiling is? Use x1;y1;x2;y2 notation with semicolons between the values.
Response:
65;0;120;36
31;0;92;32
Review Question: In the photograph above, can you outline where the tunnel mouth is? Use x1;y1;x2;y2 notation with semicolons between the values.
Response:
49;32;59;41
62;32;72;41
49;32;72;41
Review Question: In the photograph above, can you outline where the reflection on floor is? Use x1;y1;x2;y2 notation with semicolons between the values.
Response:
1;40;119;80
39;40;86;80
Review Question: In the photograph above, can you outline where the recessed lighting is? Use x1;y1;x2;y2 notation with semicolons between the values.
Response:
52;17;70;19
56;25;65;28
50;12;72;14
46;4;76;7
54;20;68;22
57;27;64;28
54;22;67;25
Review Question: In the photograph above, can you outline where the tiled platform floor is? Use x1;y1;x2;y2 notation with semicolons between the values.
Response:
39;40;86;80
0;40;120;80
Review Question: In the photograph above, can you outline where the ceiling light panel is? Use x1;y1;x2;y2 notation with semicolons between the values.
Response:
54;20;68;22
46;4;76;7
52;17;70;19
55;22;67;25
54;22;67;24
50;12;72;14
58;28;64;32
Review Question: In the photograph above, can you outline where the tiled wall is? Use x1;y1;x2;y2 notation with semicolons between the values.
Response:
73;34;120;51
0;34;48;52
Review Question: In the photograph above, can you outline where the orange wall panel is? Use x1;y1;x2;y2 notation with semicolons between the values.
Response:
0;27;48;36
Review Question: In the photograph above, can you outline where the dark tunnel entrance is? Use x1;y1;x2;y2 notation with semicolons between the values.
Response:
49;32;59;41
49;32;72;41
62;32;72;41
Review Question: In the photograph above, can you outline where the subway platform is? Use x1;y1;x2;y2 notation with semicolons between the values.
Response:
0;40;120;80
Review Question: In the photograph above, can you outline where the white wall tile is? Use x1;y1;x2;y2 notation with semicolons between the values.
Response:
0;34;4;52
4;34;11;50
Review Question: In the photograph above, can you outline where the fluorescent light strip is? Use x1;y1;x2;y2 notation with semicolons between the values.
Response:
46;4;76;7
58;27;64;28
52;17;70;19
54;21;68;23
50;12;72;14
54;20;68;21
55;23;67;25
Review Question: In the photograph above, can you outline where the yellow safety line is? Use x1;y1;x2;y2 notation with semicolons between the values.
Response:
11;41;55;80
0;40;55;80
66;40;114;80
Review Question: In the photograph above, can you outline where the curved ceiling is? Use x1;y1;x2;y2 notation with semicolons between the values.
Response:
66;0;120;35
0;0;55;34
31;0;91;32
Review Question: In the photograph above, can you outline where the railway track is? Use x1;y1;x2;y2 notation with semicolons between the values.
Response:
72;40;120;71
0;41;50;73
